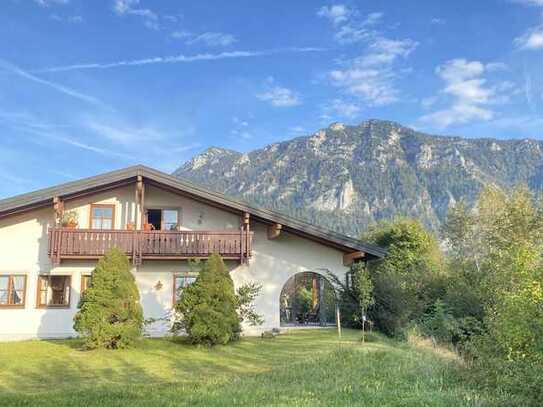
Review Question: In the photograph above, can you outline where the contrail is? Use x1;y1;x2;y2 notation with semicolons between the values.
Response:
35;47;327;73
0;60;111;109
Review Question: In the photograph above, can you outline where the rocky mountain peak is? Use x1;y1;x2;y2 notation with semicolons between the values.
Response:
174;120;543;236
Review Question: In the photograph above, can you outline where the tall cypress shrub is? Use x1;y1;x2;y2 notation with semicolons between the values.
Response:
173;254;241;345
74;247;143;349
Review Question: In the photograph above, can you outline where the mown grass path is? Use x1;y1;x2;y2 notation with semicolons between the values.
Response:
0;329;511;406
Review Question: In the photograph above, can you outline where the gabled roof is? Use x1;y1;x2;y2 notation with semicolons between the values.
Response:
0;165;386;259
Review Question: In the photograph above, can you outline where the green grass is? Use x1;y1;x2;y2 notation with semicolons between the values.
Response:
0;329;513;406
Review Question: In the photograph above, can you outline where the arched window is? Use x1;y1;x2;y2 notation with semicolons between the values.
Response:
279;272;336;327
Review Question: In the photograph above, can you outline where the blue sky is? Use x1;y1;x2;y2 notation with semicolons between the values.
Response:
1;0;543;198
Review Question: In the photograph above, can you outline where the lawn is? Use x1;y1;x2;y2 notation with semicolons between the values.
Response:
0;329;513;407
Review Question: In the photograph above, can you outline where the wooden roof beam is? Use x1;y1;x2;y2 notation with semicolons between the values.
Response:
267;223;282;240
343;251;365;266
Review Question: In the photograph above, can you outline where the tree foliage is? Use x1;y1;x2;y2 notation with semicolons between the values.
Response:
172;254;262;346
443;185;543;405
73;248;143;349
363;218;445;336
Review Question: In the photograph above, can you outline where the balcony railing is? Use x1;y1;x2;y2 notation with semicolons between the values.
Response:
48;228;253;265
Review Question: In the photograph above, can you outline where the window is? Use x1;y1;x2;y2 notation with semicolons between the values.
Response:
37;275;71;308
146;208;180;231
90;204;115;229
173;274;196;304
0;275;26;307
81;275;92;294
163;209;179;231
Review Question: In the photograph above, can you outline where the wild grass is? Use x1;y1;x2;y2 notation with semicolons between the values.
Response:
0;329;513;406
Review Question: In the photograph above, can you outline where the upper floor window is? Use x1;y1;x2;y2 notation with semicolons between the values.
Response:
90;204;115;229
37;275;71;308
173;274;196;304
0;275;26;307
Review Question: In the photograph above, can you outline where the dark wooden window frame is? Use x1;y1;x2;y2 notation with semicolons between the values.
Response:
146;207;181;231
36;275;72;309
0;274;27;308
89;203;116;230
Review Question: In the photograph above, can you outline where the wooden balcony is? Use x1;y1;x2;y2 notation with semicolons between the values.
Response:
48;228;253;265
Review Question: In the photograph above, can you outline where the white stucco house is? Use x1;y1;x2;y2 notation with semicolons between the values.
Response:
0;165;385;341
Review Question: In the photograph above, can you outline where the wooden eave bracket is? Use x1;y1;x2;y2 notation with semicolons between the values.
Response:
267;223;282;240
343;251;365;266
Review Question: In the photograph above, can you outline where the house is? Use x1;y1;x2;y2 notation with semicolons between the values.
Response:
0;165;385;340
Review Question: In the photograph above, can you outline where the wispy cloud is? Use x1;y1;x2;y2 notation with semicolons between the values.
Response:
0;60;110;109
113;0;159;29
430;18;445;25
86;121;164;146
257;77;301;107
35;48;325;73
510;0;543;6
50;14;83;23
186;32;237;47
329;37;417;105
34;0;69;7
324;99;361;118
420;59;511;128
317;5;383;44
319;5;416;106
317;5;352;25
514;25;543;50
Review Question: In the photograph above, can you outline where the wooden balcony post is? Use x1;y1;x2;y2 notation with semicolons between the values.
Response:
242;212;250;264
53;196;64;226
136;176;144;230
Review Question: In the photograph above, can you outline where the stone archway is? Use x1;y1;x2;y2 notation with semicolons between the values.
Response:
279;271;336;327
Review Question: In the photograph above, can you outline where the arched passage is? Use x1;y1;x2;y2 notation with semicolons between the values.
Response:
279;271;336;327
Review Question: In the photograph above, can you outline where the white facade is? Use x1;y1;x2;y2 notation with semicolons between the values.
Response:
0;181;350;341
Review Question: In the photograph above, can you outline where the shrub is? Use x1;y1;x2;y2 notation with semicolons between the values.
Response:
172;254;258;345
73;248;143;349
363;219;445;337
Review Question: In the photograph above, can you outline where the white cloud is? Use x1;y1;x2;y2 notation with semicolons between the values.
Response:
430;18;445;25
329;37;417;105
50;14;83;23
319;5;415;106
36;48;324;73
86;122;164;146
113;0;158;29
333;12;383;44
510;0;543;6
514;25;543;50
0;60;110;109
327;99;361;118
420;59;511;128
186;32;237;47
316;5;352;25
257;82;301;107
34;0;69;6
288;126;306;135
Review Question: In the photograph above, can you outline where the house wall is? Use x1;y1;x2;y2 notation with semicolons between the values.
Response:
0;183;349;341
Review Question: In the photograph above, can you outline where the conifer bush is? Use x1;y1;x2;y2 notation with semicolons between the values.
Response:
172;254;262;345
73;247;143;349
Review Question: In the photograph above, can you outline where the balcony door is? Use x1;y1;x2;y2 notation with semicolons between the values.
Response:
146;208;179;231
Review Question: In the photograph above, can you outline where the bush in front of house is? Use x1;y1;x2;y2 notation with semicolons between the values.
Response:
73;247;143;349
172;254;262;346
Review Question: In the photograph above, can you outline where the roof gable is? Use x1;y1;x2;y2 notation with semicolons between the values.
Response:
0;165;386;259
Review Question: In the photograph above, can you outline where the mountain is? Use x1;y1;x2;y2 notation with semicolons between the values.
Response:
173;120;543;237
